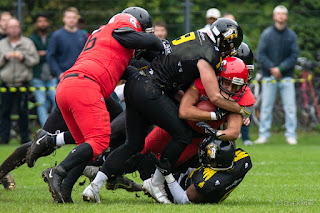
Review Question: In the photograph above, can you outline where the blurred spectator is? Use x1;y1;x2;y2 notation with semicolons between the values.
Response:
153;21;167;40
255;5;299;145
223;12;253;146
46;7;87;79
0;11;12;40
0;18;39;144
199;8;221;32
78;16;91;37
30;14;57;127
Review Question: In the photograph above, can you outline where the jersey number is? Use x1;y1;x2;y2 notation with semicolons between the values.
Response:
172;32;196;45
83;35;96;51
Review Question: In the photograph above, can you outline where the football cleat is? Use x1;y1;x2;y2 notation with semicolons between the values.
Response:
2;173;16;191
106;175;142;192
42;166;67;203
26;129;56;168
142;178;171;204
82;183;101;203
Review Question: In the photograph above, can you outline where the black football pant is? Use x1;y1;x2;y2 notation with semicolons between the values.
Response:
101;74;192;177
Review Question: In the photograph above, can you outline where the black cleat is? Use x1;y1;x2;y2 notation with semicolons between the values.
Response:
42;166;67;203
1;173;16;191
106;175;142;192
26;129;56;168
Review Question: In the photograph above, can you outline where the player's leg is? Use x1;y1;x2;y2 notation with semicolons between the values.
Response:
0;142;32;182
50;78;110;203
26;106;70;167
82;100;150;202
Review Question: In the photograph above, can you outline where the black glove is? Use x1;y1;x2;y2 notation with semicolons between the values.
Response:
214;107;227;120
150;153;172;176
196;121;218;137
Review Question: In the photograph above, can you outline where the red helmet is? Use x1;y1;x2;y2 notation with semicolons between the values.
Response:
218;57;248;101
108;13;142;32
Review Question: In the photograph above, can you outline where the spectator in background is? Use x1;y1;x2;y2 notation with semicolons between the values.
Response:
46;7;87;79
153;21;167;40
199;8;221;33
78;16;91;37
30;14;57;127
0;11;12;40
255;5;299;145
0;18;39;144
223;12;253;146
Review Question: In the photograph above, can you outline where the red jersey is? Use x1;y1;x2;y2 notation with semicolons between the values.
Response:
193;78;256;107
188;78;256;133
63;13;141;99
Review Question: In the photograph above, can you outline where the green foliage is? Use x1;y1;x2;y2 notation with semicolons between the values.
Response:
2;0;320;61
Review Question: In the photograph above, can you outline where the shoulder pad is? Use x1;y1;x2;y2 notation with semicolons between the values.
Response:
113;27;135;33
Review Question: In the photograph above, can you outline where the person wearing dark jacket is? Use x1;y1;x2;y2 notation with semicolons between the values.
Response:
255;5;299;145
30;14;57;127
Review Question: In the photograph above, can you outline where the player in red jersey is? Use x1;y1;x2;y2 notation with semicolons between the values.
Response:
141;56;255;169
138;57;255;203
41;7;164;203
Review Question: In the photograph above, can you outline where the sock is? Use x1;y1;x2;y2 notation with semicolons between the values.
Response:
64;131;76;144
59;143;93;172
92;171;108;190
56;133;65;147
151;168;165;186
62;162;87;198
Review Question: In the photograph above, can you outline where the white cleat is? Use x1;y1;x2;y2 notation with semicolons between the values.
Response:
286;137;297;145
243;140;253;146
82;183;101;203
254;137;269;144
142;178;171;204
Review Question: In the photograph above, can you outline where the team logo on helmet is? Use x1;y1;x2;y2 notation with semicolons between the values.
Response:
207;143;217;159
222;27;238;41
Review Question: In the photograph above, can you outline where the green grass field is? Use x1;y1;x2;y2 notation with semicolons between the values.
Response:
0;129;320;213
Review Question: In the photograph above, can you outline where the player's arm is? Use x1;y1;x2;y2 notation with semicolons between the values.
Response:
197;59;249;117
179;85;212;122
218;113;242;141
112;31;164;51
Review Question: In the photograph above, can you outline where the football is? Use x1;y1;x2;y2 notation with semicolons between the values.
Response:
187;100;222;134
196;100;216;112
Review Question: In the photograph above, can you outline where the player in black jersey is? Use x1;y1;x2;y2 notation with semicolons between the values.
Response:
152;134;252;204
82;18;247;203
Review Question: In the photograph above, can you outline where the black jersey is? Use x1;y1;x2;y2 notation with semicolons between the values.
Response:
177;148;252;204
148;31;222;93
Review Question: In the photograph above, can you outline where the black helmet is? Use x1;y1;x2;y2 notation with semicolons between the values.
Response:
122;7;152;31
199;137;235;170
209;18;243;57
236;42;254;82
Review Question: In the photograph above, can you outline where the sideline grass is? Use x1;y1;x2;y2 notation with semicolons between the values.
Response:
0;130;319;212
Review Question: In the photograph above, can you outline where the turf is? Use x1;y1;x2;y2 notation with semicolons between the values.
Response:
0;129;319;213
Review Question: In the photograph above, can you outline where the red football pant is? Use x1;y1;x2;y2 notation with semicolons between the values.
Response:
56;75;111;159
142;126;203;167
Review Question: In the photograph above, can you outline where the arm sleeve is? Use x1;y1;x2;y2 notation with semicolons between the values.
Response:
167;181;191;204
257;30;274;71
279;32;299;72
46;35;63;76
112;31;164;51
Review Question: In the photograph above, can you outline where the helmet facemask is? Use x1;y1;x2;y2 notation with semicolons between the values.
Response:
218;76;247;102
